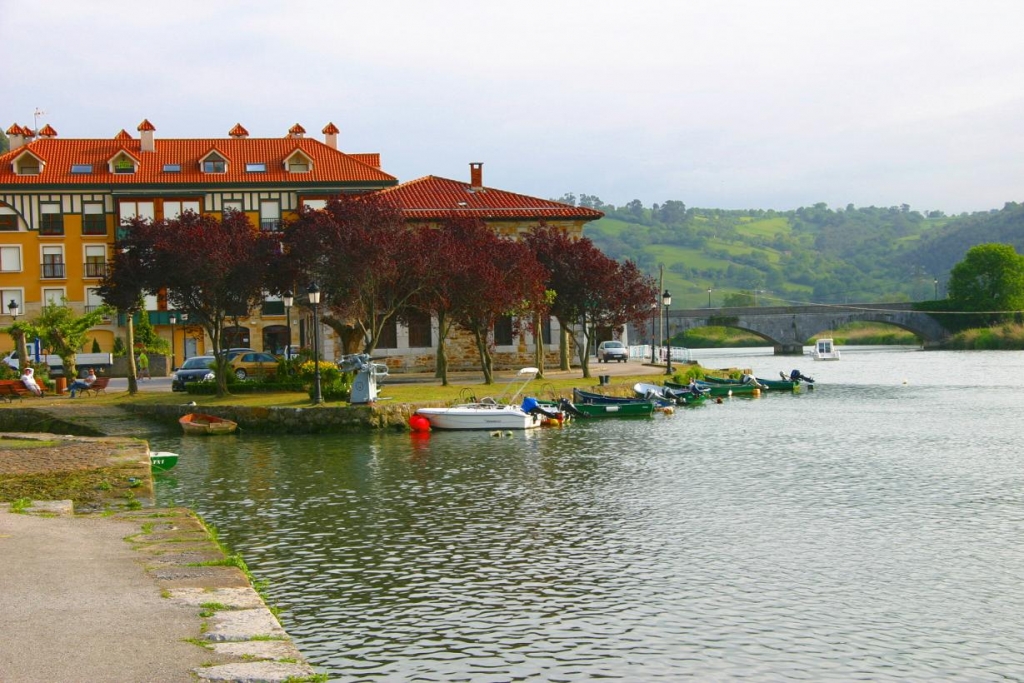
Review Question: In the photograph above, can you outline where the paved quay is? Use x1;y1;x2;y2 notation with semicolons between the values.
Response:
0;434;319;683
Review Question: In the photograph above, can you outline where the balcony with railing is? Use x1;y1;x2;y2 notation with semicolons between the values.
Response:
42;262;66;279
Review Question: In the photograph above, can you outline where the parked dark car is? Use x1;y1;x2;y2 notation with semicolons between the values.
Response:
170;355;216;391
597;340;629;363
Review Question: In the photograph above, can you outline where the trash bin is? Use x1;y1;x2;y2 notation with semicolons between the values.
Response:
599;374;611;386
55;377;67;394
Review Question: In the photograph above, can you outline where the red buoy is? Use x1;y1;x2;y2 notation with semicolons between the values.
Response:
409;414;431;432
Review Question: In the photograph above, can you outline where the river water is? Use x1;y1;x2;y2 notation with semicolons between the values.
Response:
151;347;1024;681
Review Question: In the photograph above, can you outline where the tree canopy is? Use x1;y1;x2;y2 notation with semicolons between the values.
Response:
947;243;1024;314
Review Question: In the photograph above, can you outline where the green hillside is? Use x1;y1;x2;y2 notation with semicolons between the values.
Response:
575;199;1019;309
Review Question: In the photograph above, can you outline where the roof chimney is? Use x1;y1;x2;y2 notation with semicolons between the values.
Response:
470;162;483;190
288;123;306;139
6;124;25;150
229;123;249;139
322;122;339;150
37;124;58;139
137;119;156;152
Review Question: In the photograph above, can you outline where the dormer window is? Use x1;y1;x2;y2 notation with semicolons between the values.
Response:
108;151;138;175
12;151;44;176
201;150;228;174
285;150;313;174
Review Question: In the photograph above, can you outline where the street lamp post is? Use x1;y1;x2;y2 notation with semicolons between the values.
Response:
934;278;938;299
283;291;294;358
707;287;713;309
650;301;658;364
7;299;20;318
663;290;672;376
169;314;177;368
180;313;190;360
307;283;323;404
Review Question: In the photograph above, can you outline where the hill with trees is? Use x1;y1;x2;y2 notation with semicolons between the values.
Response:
557;193;1024;309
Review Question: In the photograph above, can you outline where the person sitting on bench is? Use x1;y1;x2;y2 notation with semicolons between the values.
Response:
68;368;96;398
21;367;42;396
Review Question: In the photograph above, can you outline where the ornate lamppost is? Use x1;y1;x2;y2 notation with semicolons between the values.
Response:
307;283;323;404
283;291;294;357
7;299;20;318
663;289;673;376
169;314;177;368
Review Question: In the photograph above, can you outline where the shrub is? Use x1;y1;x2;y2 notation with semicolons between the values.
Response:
297;360;340;385
310;378;351;402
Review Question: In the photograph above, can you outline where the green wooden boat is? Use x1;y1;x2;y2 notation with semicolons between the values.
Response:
150;451;179;472
538;397;656;418
571;400;656;418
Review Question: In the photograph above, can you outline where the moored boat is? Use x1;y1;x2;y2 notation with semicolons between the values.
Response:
633;382;708;406
415;368;546;431
150;451;179;471
568;400;656;418
667;380;761;398
812;337;841;361
179;413;238;435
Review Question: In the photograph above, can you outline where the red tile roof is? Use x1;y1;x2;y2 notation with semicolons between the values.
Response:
322;122;340;135
228;123;249;138
0;134;397;187
376;175;604;221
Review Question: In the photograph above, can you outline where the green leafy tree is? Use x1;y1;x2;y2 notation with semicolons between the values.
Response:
947;243;1024;317
34;302;113;379
3;320;37;372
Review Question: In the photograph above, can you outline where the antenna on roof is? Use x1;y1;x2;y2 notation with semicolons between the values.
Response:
33;108;47;132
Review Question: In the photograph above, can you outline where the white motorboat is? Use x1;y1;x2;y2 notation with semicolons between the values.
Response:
415;367;544;430
811;337;841;361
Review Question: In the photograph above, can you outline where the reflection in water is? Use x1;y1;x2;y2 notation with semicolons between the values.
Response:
153;350;1024;680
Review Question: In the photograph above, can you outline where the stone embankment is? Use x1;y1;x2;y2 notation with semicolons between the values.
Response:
124;400;427;433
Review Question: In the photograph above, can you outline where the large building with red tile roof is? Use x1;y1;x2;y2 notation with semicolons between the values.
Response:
379;163;603;236
0;120;604;371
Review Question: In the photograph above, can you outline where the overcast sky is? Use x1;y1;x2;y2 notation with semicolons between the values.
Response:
3;0;1023;214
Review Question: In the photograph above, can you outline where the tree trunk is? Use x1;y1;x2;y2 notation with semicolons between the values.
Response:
434;310;449;385
558;323;571;371
533;310;545;379
473;328;493;385
14;330;29;373
126;314;139;395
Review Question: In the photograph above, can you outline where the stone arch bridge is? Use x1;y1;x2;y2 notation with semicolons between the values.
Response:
665;302;949;355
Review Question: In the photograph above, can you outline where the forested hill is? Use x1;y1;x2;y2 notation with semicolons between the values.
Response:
559;194;1024;309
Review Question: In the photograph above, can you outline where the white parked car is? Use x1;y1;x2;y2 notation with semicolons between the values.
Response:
597;340;629;363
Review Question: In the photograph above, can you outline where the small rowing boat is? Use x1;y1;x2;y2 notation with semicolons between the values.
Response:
179;412;238;435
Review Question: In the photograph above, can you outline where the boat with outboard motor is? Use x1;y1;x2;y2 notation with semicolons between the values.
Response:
414;368;559;430
633;382;708;406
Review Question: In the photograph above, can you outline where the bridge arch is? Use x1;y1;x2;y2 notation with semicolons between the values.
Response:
666;303;949;355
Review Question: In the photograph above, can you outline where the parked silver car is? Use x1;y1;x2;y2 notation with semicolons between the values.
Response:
597;340;629;363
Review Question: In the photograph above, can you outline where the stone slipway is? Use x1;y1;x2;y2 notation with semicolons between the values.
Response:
0;504;320;682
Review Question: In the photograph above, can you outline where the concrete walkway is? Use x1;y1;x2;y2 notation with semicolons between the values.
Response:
0;504;318;682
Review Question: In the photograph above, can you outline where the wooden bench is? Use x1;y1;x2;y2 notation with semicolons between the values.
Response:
82;376;111;397
0;380;35;402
